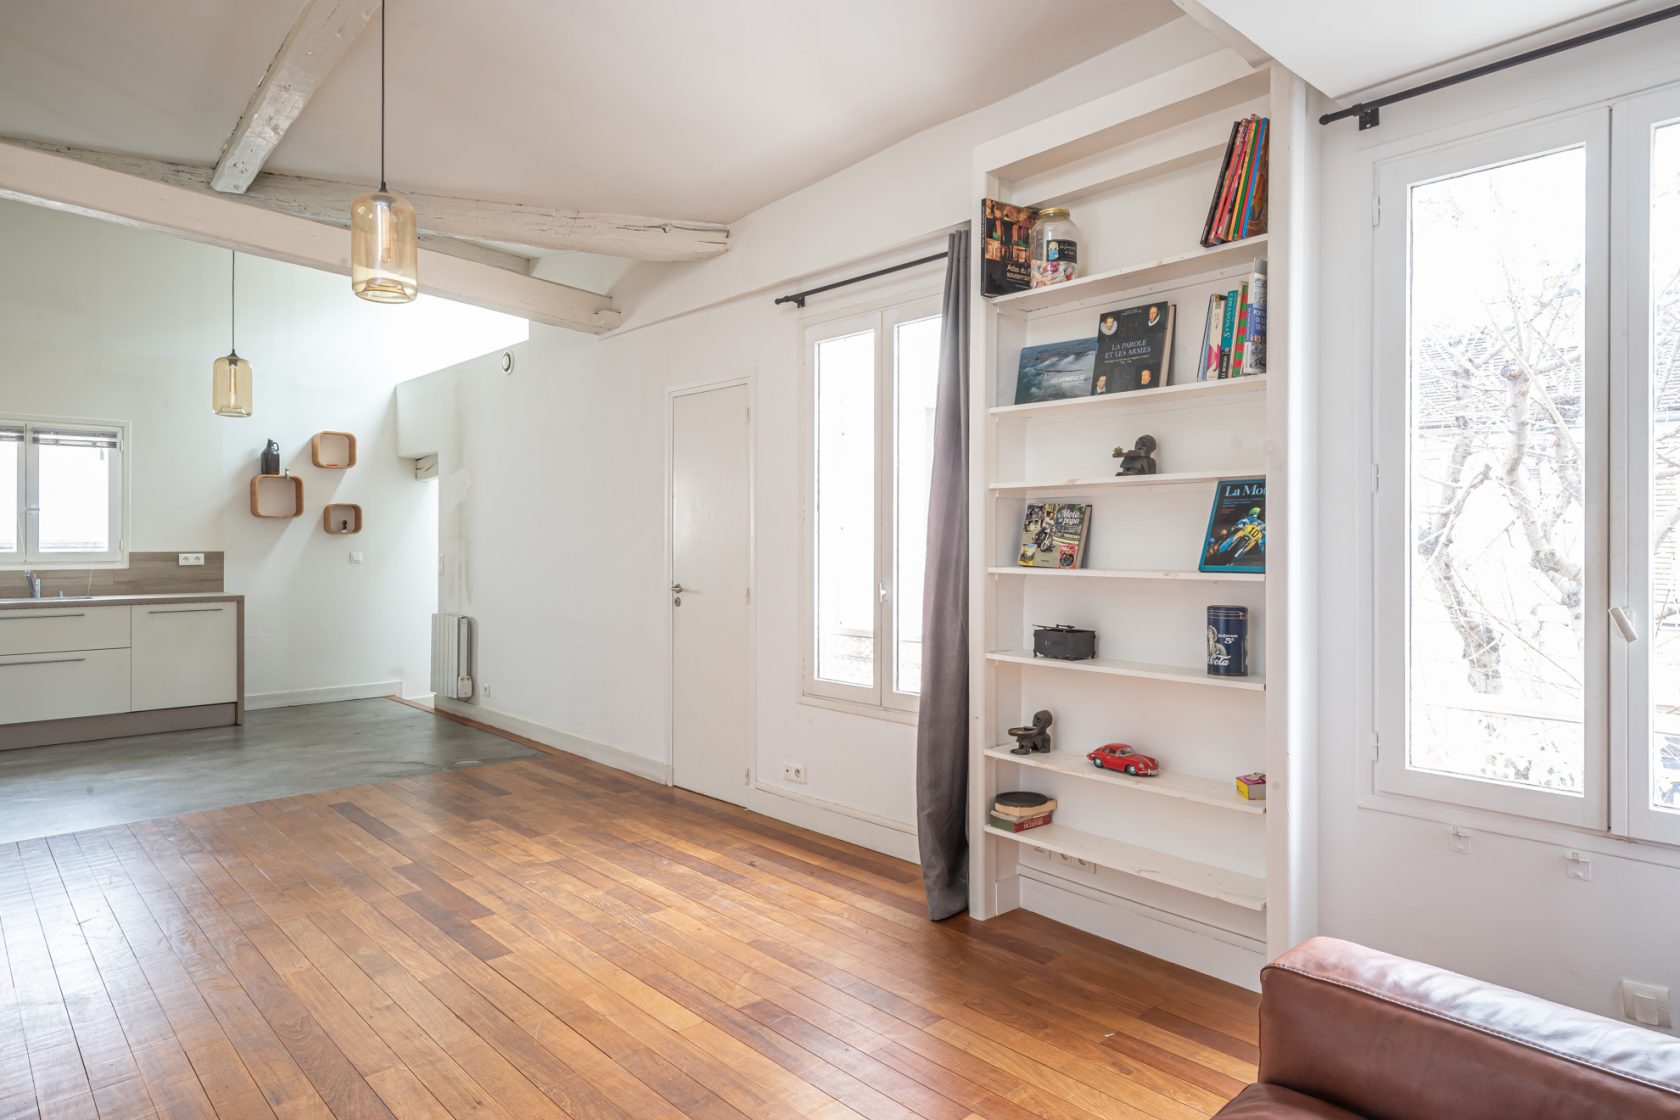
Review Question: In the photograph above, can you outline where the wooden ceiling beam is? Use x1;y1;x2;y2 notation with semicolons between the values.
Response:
211;0;380;194
0;139;619;333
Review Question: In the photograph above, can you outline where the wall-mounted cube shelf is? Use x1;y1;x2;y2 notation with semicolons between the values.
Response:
250;474;303;519
323;504;363;535
311;431;357;469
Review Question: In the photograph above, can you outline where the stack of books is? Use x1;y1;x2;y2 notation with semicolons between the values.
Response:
1194;258;1267;381
991;791;1055;833
1200;115;1268;247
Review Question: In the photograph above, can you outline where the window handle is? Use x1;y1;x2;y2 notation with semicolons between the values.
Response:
879;583;890;603
1610;606;1639;643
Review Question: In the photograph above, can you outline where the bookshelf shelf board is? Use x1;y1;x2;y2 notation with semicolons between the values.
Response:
983;822;1267;910
990;469;1260;495
990;235;1268;315
985;745;1266;814
991;374;1265;418
987;566;1263;584
987;649;1266;691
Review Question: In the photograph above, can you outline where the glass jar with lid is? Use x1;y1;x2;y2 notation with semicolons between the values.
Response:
1030;207;1081;288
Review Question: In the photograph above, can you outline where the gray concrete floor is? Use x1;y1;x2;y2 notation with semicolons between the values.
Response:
0;698;536;844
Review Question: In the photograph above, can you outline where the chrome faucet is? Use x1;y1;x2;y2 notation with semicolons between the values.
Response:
23;570;41;598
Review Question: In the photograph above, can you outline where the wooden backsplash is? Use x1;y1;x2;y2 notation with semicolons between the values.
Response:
0;552;225;597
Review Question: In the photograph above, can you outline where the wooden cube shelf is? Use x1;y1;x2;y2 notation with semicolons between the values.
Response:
250;474;303;519
311;431;357;469
323;504;363;535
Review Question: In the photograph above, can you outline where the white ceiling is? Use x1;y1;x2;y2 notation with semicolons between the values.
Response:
1198;0;1667;101
0;0;1176;225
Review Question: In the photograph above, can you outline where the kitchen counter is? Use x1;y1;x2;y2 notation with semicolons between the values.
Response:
0;592;244;611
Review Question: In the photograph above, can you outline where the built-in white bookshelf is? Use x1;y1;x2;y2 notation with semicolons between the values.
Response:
966;47;1311;988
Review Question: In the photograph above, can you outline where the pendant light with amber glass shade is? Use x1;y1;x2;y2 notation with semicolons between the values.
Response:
212;251;253;417
350;1;418;302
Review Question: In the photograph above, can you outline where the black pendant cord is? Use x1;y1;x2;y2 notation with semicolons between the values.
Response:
379;1;387;192
229;251;237;356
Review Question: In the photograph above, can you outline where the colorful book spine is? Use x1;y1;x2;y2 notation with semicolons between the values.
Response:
1211;119;1251;245
1238;119;1268;240
1229;282;1250;377
1218;289;1239;378
989;813;1053;833
1199;120;1242;248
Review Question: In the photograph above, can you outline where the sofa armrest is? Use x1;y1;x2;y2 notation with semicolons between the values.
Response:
1256;937;1680;1120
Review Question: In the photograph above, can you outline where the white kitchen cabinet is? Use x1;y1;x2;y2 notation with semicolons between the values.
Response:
0;604;129;656
129;602;238;712
0;647;131;723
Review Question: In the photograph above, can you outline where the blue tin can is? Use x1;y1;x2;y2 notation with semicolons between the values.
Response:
1207;605;1249;676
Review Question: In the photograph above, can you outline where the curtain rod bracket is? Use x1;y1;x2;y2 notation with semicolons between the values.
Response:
1358;105;1380;130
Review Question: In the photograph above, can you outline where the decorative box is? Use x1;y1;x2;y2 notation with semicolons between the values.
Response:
1235;772;1267;800
1033;624;1096;661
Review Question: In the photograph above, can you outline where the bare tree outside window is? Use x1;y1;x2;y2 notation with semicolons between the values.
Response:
1407;147;1588;793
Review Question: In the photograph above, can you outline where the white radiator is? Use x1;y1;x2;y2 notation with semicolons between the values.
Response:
431;612;475;700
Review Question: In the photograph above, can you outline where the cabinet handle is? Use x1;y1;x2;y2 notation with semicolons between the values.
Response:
0;612;85;620
0;657;86;668
147;607;225;615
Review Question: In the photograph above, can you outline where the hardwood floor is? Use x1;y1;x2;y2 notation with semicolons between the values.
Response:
0;726;1258;1119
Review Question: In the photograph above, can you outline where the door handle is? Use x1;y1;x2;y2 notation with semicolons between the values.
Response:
671;583;686;594
147;607;225;615
1611;606;1639;642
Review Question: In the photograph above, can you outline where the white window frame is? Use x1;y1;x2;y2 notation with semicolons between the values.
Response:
1616;84;1680;847
1373;86;1680;846
1372;107;1611;829
0;415;129;570
798;292;941;721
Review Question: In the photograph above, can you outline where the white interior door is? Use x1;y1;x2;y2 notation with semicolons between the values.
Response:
670;381;752;805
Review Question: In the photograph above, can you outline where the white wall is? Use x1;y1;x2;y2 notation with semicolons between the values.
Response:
403;15;1236;856
1314;24;1680;1025
0;199;526;703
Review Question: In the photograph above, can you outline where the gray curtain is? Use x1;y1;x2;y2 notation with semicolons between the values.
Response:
916;228;970;920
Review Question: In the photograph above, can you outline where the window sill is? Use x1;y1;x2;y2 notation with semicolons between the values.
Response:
1356;790;1680;869
798;692;919;727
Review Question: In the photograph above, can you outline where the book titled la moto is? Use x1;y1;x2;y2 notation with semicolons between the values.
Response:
1092;302;1174;394
1199;478;1266;573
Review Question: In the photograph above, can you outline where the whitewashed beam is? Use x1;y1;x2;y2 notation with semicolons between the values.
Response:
212;0;379;193
23;141;728;262
14;139;533;274
0;140;619;334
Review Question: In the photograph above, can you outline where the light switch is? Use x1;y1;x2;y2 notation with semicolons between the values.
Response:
348;551;364;565
1622;980;1672;1028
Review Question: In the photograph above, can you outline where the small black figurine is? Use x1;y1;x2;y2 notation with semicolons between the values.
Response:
1113;434;1159;476
1008;710;1053;755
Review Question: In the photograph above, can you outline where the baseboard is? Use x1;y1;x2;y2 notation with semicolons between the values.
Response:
245;681;403;711
433;697;672;785
1017;867;1266;990
748;782;920;863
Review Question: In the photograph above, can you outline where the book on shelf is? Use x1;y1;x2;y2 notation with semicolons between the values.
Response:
1218;289;1240;379
992;795;1058;818
1014;337;1098;404
1200;115;1269;247
1092;301;1174;394
989;812;1053;833
1196;292;1226;381
1018;502;1092;569
1199;477;1267;573
1242;259;1268;375
1229;283;1250;377
981;198;1036;296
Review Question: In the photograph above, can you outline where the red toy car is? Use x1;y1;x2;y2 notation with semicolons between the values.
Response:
1087;743;1160;776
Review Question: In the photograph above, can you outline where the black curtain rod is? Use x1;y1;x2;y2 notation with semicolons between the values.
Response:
1320;2;1680;130
775;251;948;309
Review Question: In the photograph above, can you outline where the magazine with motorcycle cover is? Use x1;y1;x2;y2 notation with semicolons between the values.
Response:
1018;502;1092;569
1198;478;1266;573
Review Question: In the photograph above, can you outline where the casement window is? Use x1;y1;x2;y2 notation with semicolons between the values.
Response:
800;294;942;718
1373;86;1680;845
0;418;127;568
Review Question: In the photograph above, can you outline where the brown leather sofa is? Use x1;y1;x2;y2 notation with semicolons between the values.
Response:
1216;937;1680;1119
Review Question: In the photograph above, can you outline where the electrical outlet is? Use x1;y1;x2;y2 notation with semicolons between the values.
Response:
782;764;807;785
177;553;204;566
1449;826;1471;854
482;683;492;699
1052;851;1097;874
348;551;364;564
1621;980;1672;1028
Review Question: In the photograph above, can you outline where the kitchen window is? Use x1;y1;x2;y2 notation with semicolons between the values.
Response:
0;417;127;568
1372;85;1680;845
799;294;942;718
